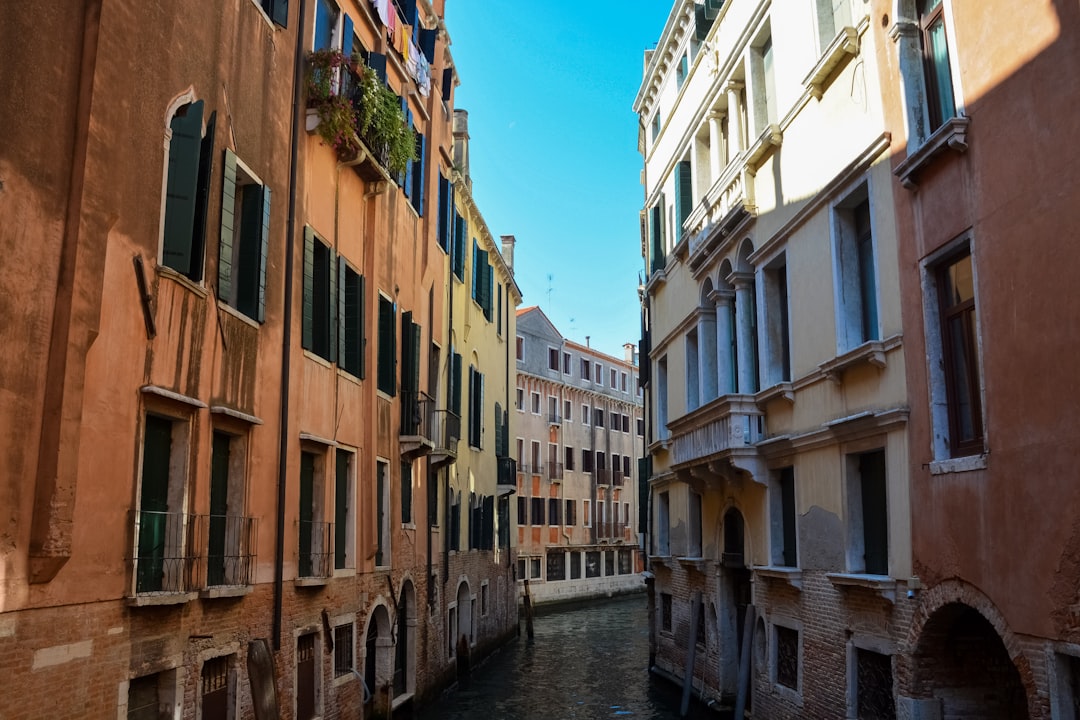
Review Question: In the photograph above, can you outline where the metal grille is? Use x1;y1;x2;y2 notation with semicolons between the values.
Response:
127;675;158;720
546;551;565;581
618;549;632;574
201;656;230;720
857;649;896;719
334;624;354;677
298;520;334;579
134;510;198;594
195;514;257;588
776;626;799;690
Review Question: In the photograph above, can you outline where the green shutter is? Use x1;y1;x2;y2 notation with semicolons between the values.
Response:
337;256;347;367
190;111;216;282
451;352;462;416
302;227;315;350
650;205;662;274
162;101;204;275
437;175;448;251
378;297;397;396
237;182;265;319
401;310;415;395
403;110;414;199
358;274;366;379
328;252;338;362
335;450;348;569
413;133;425;216
218;149;238;304
410;321;421;395
675;160;692;241
486;259;494;320
257;184;271;323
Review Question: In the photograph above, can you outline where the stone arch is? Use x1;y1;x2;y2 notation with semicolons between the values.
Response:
735;238;756;273
456;578;474;647
899;579;1036;718
363;601;393;718
393;578;417;697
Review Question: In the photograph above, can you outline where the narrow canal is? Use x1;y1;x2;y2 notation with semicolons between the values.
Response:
418;593;716;720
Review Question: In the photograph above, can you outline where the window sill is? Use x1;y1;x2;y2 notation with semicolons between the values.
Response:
302;349;335;370
333;568;356;579
753;565;803;590
826;572;896;603
745;123;783;171
210;405;263;425
332;672;356;689
157;265;208;298
295;577;331;588
929;454;987;475
803;25;860;99
818;338;893;384
756;382;794;406
677;556;708;571
392;692;414;711
199;585;254;600
894;116;971;189
217;301;262;329
645;267;668;294
127;591;198;607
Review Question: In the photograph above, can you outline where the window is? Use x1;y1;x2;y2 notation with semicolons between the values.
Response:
334;449;355;570
564;399;572;422
569;551;582;579
548;498;561;526
207;429;253;588
657;491;670;555
594;408;604;428
497;284;503;335
815;0;852;54
610;368;617;388
449;491;460;551
530;392;541;415
834;191;879;350
376;459;390;566
339;261;365;377
218;151;270;322
515;388;523;411
468;366;484;449
676;53;688;88
582;403;591;426
437;173;453;253
530;441;541;474
530;497;545;525
686;327;700;411
530;557;542;579
855;648;896;719
594;363;602;384
774;625;800;692
200;655;234;720
661;593;672;633
302;229;335;361
583;499;592;527
637;417;645;436
582;448;593;473
622;414;630;433
296;633;318;720
515;335;523;360
548;347;559;370
622;456;631;479
565;446;575;472
161;101;216;282
471;240;493;321
657;356;669;439
751;32;777;134
763;255;791;384
846;449;888;575
547;551;565;581
935;250;983;456
580;358;590;379
563;351;572;374
451;212;466;280
585;550;601;578
376;295;396;395
313;0;339;51
260;0;288;26
400;460;413;525
651;111;662;143
547;396;558;422
299;450;330;578
918;0;956;132
334;623;354;677
407;126;426;216
688;491;702;557
129;670;180;720
674;159;692;245
517;497;527;525
565;499;577;526
621;372;628;391
136;413;192;594
649;196;666;274
772;466;797;567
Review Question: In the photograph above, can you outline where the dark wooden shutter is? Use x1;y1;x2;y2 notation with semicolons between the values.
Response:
342;13;353;53
335;450;348;569
368;52;387;84
482;495;494;550
860;450;888;575
337;257;347;367
238;182;266;319
257;185;271;322
437;175;448;250
358;274;366;378
650;204;663;273
442;67;453;101
413;132;426;216
302;227;315;350
675;160;692;241
298;453;314;578
419;27;437;63
162;101;204;275
401;311;415;395
218;149;238;304
451;352;462;416
403;110;414;198
485;258;493;320
328;252;338;362
190;110;216;282
378;297;397;396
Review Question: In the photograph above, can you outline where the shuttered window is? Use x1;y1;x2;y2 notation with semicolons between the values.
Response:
339;261;364;378
650;203;664;274
450;351;462;417
436;174;452;252
410;131;426;216
468;366;483;449
377;295;396;395
260;0;288;27
451;213;466;280
163;101;216;281
674;160;692;244
218;149;271;322
301;227;334;361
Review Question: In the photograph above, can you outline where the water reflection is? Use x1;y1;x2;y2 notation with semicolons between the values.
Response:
418;593;715;720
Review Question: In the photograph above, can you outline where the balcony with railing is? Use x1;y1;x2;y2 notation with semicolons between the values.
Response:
547;463;564;482
612;467;625;487
595;468;612;485
298;520;334;584
400;390;435;459
596;522;628;541
497;456;517;492
668;394;767;484
429;408;461;468
519;463;543;477
686;158;754;269
547;412;562;425
194;514;258;597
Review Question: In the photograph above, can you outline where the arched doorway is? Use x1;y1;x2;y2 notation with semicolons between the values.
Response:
718;507;751;703
910;602;1028;718
393;580;416;698
363;605;392;719
456;580;473;648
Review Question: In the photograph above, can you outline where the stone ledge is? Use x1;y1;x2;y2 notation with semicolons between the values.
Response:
827;572;896;603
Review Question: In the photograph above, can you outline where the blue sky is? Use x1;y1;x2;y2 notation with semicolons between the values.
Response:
445;2;672;360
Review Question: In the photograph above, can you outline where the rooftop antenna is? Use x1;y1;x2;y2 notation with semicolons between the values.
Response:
546;273;554;307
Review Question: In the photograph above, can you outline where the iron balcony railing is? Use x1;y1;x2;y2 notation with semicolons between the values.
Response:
547;462;564;481
547;412;562;425
497;456;517;486
339;66;392;169
595;468;612;485
133;510;199;594
612;468;625;487
193;514;258;588
520;463;543;476
596;521;627;540
298;520;334;579
400;390;436;441
433;408;461;448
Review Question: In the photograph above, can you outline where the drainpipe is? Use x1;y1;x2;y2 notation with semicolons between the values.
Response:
274;0;308;652
442;194;454;587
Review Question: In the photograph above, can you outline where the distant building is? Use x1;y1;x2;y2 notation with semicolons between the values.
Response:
514;307;645;604
636;0;915;715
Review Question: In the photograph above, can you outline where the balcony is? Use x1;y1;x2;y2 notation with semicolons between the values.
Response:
596;521;628;541
547;463;564;482
497;456;517;493
131;510;199;602
400;390;435;459
547;413;562;426
298;520;334;585
519;463;543;477
595;468;612;485
193;514;258;598
612;468;625;487
686;161;754;268
429;409;461;468
667;395;767;485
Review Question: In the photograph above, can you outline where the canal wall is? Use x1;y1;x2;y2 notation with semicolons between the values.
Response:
520;573;646;607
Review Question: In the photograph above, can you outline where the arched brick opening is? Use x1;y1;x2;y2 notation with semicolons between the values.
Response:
363;603;393;719
906;602;1028;718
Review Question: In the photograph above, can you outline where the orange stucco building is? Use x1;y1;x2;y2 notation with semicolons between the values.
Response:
0;0;518;718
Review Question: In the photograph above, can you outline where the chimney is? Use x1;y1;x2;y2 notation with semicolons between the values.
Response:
453;109;471;189
624;343;636;364
500;235;516;275
585;336;591;348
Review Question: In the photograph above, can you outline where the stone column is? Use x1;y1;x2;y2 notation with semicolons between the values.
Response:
711;289;735;395
708;111;724;181
729;271;757;394
726;81;745;157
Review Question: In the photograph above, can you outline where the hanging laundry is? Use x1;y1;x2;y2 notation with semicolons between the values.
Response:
406;38;420;83
386;6;397;43
397;24;411;58
416;54;431;97
372;0;390;27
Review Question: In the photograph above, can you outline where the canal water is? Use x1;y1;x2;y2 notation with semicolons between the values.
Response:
417;593;716;720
